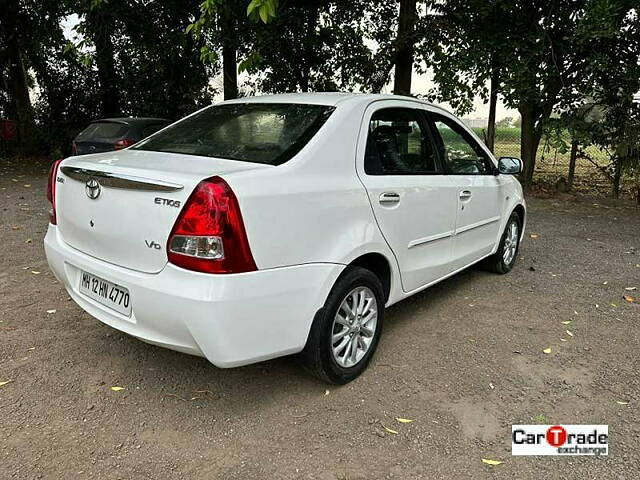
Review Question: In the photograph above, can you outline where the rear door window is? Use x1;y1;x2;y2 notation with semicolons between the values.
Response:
76;122;128;140
134;103;335;165
364;108;440;175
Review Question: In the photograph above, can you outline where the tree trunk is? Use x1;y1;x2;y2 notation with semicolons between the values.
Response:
222;44;238;100
298;5;320;93
567;140;578;191
88;11;120;116
486;66;499;153
518;104;541;191
612;158;622;199
6;36;38;153
221;7;238;100
393;0;417;96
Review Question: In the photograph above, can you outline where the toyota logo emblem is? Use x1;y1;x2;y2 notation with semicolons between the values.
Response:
85;178;101;199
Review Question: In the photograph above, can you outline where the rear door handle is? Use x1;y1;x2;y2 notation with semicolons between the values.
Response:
379;192;400;205
459;190;472;201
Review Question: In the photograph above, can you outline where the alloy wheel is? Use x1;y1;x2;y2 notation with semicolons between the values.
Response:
331;286;378;368
502;220;519;266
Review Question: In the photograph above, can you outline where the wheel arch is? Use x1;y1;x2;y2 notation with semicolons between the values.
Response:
345;252;393;303
512;203;526;238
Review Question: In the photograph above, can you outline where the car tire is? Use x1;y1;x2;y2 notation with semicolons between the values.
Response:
300;266;385;384
483;211;522;274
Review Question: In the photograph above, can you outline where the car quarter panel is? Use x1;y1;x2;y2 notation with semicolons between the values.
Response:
224;101;398;275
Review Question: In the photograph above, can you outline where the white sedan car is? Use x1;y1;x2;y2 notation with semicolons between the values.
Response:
45;93;525;383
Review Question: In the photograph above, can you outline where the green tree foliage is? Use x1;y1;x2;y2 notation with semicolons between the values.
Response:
496;117;514;128
188;0;399;97
424;0;640;190
72;0;214;118
246;0;389;93
0;0;215;154
0;0;65;153
547;0;640;197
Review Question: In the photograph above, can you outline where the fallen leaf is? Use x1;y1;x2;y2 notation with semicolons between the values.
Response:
611;303;618;307
560;338;567;342
566;330;574;337
530;234;539;239
31;270;41;275
11;226;22;230
616;401;629;405
625;287;637;291
110;386;125;391
602;281;608;285
0;380;12;387
25;238;32;244
27;347;35;350
396;418;414;423
324;389;330;396
46;309;56;314
561;321;571;325
623;295;635;303
489;382;495;390
382;425;398;434
482;459;503;466
543;347;552;354
23;184;31;188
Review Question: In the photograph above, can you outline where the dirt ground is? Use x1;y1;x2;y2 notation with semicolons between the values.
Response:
1;157;639;479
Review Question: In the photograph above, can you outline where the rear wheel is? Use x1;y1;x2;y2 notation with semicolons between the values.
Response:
301;266;384;384
483;211;521;274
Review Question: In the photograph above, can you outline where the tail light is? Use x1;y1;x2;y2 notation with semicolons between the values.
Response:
114;138;135;150
47;159;64;225
167;176;257;274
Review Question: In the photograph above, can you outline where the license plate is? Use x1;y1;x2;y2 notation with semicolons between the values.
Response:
79;271;132;317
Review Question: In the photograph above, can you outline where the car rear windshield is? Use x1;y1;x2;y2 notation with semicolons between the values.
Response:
133;103;335;165
76;122;129;140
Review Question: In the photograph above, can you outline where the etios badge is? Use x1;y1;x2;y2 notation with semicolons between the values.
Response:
85;178;101;199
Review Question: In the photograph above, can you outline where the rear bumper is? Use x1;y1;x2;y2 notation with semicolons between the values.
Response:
44;226;344;367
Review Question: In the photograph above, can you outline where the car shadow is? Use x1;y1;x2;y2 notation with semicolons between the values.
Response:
86;264;495;415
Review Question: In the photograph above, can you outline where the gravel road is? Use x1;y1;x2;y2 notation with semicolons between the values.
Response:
1;158;639;479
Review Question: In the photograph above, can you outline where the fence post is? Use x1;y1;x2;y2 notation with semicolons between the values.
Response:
567;140;578;191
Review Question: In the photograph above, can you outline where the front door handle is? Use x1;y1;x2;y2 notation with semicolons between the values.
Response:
459;190;472;201
379;192;400;205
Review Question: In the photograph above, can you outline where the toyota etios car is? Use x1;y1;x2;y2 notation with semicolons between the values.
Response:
45;93;525;384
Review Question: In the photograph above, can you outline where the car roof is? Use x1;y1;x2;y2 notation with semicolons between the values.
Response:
92;117;171;125
221;92;451;113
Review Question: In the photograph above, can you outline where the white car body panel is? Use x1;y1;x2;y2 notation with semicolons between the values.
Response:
45;93;526;368
57;150;269;273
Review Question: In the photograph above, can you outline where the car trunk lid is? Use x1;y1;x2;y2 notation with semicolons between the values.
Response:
55;149;270;273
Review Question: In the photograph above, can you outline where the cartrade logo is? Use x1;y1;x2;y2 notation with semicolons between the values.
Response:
512;425;608;456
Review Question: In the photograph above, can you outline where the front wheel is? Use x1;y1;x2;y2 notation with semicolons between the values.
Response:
300;266;384;384
483;211;522;274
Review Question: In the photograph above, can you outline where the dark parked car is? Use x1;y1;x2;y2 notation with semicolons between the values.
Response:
72;117;171;155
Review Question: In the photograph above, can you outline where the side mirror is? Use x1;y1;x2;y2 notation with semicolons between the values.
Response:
498;157;523;175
